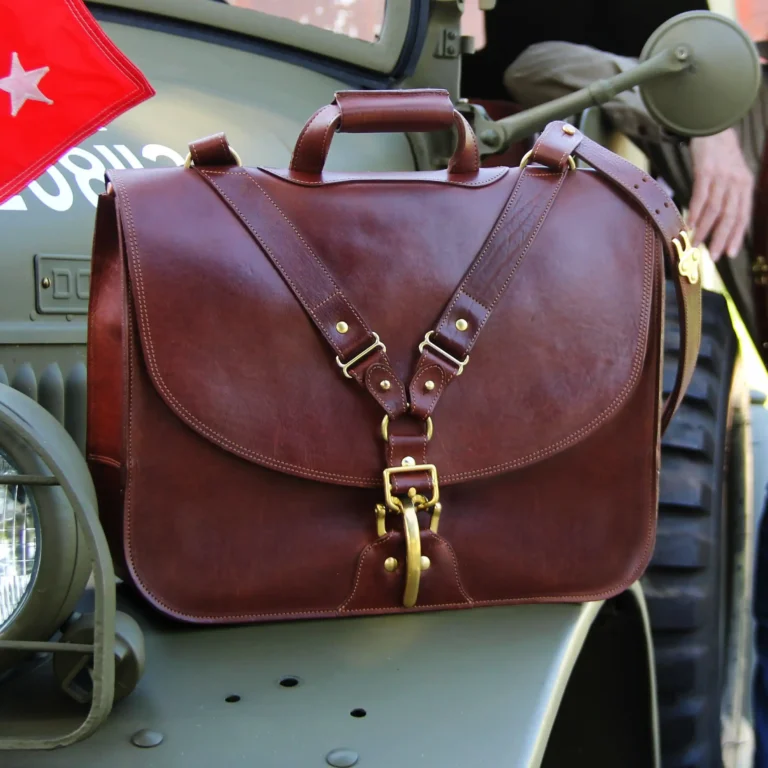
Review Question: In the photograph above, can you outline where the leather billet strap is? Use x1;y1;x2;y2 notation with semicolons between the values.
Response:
289;90;480;175
194;158;566;497
411;122;701;436
196;167;409;419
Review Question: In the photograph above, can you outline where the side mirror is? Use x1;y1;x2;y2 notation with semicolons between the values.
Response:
640;11;762;136
469;10;762;153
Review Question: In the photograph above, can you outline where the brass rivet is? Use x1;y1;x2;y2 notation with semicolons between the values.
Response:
41;277;51;289
424;380;435;392
336;321;349;334
562;124;576;135
380;380;391;391
455;318;469;332
408;487;417;498
420;556;431;570
402;456;416;467
384;557;398;572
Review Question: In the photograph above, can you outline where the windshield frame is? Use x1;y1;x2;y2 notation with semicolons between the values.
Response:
89;0;428;81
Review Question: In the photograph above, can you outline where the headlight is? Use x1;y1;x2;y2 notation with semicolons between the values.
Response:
0;416;90;676
0;452;40;630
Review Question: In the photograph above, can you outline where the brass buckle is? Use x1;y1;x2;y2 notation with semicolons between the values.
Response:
335;333;386;379
519;150;576;171
418;332;469;376
376;479;442;608
184;146;243;169
383;464;440;512
673;230;700;285
380;415;433;442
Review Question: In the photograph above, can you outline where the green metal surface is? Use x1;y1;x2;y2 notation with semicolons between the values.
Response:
92;0;414;76
0;594;620;767
640;11;762;137
0;384;116;749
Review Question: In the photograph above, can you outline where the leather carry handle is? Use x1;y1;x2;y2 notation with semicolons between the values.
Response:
289;89;480;176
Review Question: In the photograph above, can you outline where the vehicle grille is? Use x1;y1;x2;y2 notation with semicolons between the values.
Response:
0;355;87;455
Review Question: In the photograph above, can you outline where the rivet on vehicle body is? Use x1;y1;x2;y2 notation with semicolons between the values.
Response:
379;379;391;391
131;729;164;748
562;124;576;135
401;456;415;467
384;557;398;572
41;277;51;289
455;318;468;331
326;748;359;767
424;380;435;391
421;556;431;570
336;321;349;334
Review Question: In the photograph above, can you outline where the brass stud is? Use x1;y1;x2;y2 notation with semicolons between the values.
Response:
336;321;349;334
420;556;431;570
408;487;417;498
380;380;391;391
401;456;416;467
424;380;435;392
41;277;51;289
384;557;398;572
455;318;469;332
562;124;576;135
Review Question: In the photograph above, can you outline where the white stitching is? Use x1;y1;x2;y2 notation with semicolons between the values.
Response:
113;176;368;486
443;217;655;483
260;167;509;188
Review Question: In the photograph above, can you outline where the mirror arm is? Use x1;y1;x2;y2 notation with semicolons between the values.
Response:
471;47;690;153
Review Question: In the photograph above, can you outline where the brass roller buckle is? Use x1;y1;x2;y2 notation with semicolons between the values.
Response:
376;465;442;608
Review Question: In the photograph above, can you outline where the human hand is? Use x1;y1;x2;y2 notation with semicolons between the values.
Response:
688;127;754;261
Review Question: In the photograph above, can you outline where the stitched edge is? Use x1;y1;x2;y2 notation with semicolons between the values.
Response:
260;167;508;188
443;216;655;483
436;168;566;343
338;535;393;610
291;104;338;172
0;0;152;201
365;363;408;417
112;168;657;490
427;531;473;604
113;176;371;486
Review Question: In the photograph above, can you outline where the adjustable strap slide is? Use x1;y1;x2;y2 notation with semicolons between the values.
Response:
411;122;702;436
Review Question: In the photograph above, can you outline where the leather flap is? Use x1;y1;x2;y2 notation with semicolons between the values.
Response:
109;164;657;488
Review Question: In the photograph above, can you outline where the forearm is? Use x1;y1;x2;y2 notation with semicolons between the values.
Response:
503;41;674;145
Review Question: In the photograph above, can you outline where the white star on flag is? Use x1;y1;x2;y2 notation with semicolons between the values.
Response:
0;52;53;117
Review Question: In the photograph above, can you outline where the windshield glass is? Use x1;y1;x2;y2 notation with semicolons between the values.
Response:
223;0;386;42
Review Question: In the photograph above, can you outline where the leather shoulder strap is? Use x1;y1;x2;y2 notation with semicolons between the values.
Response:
527;121;702;433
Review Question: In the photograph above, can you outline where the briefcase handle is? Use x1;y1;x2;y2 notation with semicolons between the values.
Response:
289;89;480;176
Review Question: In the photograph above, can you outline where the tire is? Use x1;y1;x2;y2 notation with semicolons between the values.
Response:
642;283;740;768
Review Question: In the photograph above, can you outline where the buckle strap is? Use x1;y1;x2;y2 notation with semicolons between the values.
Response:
196;168;408;418
409;165;569;420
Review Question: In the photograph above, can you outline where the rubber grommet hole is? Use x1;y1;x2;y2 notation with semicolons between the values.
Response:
279;676;300;688
225;694;241;703
350;708;367;718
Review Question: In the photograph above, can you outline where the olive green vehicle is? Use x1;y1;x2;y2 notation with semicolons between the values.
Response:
1;2;767;766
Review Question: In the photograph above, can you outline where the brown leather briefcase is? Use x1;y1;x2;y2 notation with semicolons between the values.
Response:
86;89;702;624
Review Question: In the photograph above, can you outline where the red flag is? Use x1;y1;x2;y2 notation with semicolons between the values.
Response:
0;0;154;204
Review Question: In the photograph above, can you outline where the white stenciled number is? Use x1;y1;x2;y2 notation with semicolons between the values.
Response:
1;141;186;212
142;144;185;167
58;148;107;207
27;166;74;212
